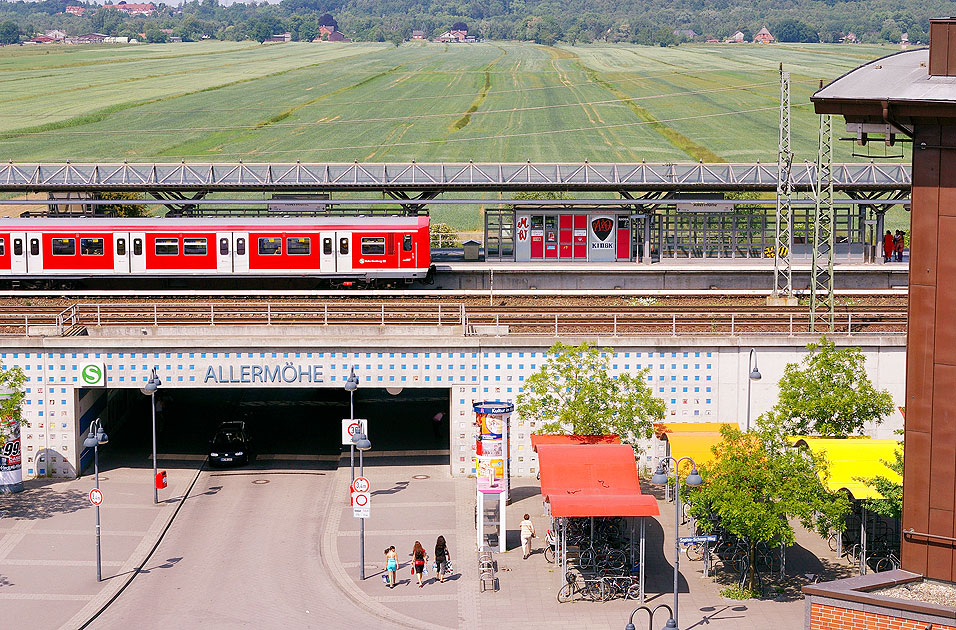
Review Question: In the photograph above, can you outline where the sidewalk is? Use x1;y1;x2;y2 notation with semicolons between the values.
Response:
0;464;199;630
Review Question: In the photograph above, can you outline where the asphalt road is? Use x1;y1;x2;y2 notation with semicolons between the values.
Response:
88;461;401;630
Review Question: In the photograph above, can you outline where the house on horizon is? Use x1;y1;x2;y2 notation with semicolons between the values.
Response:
411;30;425;40
266;32;292;42
673;29;696;39
101;3;156;17
841;32;857;43
315;25;351;42
45;29;67;41
726;30;746;43
754;27;774;43
65;5;85;15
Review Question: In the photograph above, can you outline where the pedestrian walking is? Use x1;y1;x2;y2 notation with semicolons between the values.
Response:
883;230;894;263
411;541;428;588
384;546;399;588
894;230;905;262
520;513;536;560
434;535;451;583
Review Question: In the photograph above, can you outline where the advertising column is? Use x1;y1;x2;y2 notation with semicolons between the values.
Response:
0;385;23;494
473;401;513;501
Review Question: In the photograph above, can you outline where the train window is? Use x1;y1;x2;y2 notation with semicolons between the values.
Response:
183;238;207;256
360;237;385;255
258;238;281;255
52;238;76;256
155;238;179;256
323;238;332;255
339;238;349;255
133;238;143;256
403;235;413;252
219;238;229;256
236;238;246;255
0;238;5;256
116;238;126;256
30;238;39;256
286;237;310;255
80;238;105;256
13;239;22;256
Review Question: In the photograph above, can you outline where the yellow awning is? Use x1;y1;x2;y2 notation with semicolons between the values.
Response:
655;423;738;467
791;438;902;500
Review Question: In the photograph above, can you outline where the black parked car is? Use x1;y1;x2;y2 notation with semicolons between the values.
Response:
209;421;254;466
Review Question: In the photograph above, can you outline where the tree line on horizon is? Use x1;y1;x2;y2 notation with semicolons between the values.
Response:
0;0;945;46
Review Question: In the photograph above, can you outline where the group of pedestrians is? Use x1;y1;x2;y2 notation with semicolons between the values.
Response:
383;536;453;589
883;230;906;262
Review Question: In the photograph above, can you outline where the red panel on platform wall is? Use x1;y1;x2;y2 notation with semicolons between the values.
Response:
573;215;587;258
616;229;629;259
530;235;542;258
559;215;572;229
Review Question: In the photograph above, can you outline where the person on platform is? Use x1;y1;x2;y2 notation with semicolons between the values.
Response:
434;535;451;583
520;514;536;560
894;230;905;262
883;230;894;263
384;546;399;588
411;541;428;588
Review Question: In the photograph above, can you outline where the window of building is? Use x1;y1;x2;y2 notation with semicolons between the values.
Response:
286;237;310;255
360;237;385;255
259;237;281;255
52;238;76;256
183;238;207;256
155;238;179;256
80;238;104;256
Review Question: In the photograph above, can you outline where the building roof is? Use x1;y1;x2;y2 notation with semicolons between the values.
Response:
756;27;772;36
530;434;621;451
537;444;659;517
790;438;902;499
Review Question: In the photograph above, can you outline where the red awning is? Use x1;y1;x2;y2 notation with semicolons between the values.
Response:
530;434;621;452
537;444;659;517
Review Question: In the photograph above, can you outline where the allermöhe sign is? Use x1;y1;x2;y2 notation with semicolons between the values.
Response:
203;364;324;384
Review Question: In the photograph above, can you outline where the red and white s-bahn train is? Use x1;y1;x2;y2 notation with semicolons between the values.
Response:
0;216;433;287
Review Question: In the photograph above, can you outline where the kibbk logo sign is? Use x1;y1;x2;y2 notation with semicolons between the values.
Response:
80;363;106;387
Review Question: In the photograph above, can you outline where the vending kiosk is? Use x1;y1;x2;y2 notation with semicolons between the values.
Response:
474;401;513;553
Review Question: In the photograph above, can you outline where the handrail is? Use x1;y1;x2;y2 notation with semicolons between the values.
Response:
903;528;956;544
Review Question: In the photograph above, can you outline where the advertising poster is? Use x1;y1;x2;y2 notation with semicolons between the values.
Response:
0;418;23;493
473;401;514;499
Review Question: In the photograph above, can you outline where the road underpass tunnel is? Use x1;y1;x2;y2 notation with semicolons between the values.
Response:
79;386;451;471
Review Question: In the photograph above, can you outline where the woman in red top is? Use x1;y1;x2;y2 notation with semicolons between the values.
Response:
883;230;894;263
411;541;428;588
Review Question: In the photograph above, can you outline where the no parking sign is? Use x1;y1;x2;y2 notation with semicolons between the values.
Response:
341;419;368;446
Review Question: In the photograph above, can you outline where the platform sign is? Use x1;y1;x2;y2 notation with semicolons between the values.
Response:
79;362;106;387
341;419;367;445
89;488;103;506
679;535;717;545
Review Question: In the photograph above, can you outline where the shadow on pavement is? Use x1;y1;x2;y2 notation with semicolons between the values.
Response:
643;517;692;596
685;605;750;628
0;485;89;520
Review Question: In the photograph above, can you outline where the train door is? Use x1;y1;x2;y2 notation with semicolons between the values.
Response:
216;232;232;273
113;232;130;273
336;232;352;273
233;233;249;273
399;233;415;268
11;232;26;274
26;232;42;273
130;232;146;274
320;232;336;273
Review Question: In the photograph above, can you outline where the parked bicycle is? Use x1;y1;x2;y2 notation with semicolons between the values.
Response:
556;573;603;603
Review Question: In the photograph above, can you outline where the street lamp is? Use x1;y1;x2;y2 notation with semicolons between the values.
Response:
353;431;371;580
625;603;677;630
651;456;703;629
344;366;359;482
140;368;162;504
745;349;761;432
83;418;109;582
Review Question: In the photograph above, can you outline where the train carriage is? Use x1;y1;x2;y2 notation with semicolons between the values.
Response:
0;216;432;286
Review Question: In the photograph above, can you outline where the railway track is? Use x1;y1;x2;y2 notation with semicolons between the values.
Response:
0;301;908;337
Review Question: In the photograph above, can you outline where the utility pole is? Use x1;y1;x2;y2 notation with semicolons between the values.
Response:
772;65;794;303
811;112;835;333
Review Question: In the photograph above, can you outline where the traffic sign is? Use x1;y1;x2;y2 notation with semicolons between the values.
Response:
89;488;103;506
353;505;370;519
679;535;717;545
341;419;368;445
352;477;370;493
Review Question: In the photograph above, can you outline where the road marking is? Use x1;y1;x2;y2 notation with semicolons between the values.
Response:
0;593;95;601
2;559;124;567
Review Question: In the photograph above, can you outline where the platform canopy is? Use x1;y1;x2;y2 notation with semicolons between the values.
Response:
537;443;659;517
791;438;902;500
654;422;738;467
530;434;621;452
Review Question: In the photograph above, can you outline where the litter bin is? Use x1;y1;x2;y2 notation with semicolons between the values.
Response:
463;240;481;261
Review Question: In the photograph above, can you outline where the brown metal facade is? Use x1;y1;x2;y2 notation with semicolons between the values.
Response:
930;19;956;77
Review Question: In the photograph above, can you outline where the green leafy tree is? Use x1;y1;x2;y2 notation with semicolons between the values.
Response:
98;192;149;218
516;341;666;447
858;441;903;519
0;20;20;44
429;222;461;247
145;26;168;43
760;337;895;437
0;367;27;449
686;424;850;593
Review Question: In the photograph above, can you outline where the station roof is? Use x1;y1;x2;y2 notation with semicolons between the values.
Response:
530;434;621;452
654;422;738;467
537;444;659;517
790;437;902;500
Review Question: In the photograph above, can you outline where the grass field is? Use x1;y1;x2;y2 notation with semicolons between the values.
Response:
0;39;906;163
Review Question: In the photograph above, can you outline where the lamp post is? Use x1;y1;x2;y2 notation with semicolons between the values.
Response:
83;418;109;582
344;366;359;483
140;367;162;504
745;349;761;432
651;457;703;629
625;603;677;630
353;431;371;580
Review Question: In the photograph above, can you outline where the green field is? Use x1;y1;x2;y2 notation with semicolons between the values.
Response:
0;40;903;163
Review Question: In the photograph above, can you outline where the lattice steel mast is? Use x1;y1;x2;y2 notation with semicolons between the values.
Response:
810;114;835;333
773;67;794;298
